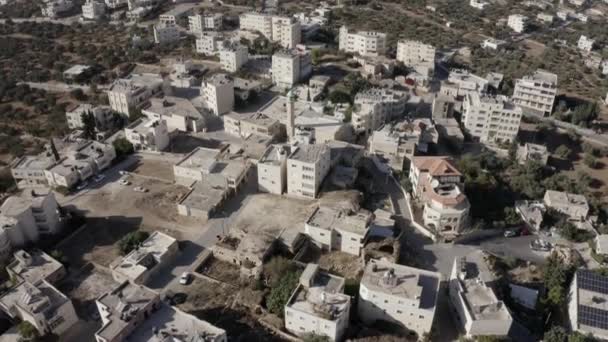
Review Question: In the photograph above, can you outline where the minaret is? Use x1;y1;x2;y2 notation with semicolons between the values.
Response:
286;91;295;141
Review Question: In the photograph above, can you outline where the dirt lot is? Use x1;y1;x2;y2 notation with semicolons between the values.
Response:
59;265;118;315
197;256;241;286
171;277;286;341
126;153;184;182
318;251;365;280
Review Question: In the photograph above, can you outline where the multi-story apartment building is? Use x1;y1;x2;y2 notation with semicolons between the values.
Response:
449;252;513;337
0;279;78;336
285;264;351;341
143;96;205;133
358;260;441;338
462;93;522;144
81;0;105;20
195;32;222;55
352;88;408;133
272;48;312;89
0;191;62;261
219;43;249;72
409;157;470;237
95;281;226;342
258;144;291;194
158;4;192;25
369;125;417;171
578;35;595;52
287;144;331;199
41;0;73;18
104;0;125;8
271;16;301;49
512;69;558;116
65;103;114;132
189;13;224;34
447;69;489;96
223;112;282;139
568;269;608;340
507;14;527;33
339;26;386;57
396;40;435;75
110;231;178;285
201;73;234;115
106;73;166;116
304;206;372;256
239;12;273;39
124;117;169;152
154;23;180;44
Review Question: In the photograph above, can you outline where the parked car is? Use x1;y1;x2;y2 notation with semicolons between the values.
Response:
119;179;131;186
530;239;552;252
76;181;89;191
504;229;518;238
93;174;105;183
179;272;191;285
133;186;148;193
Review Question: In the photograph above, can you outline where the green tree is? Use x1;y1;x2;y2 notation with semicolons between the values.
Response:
543;326;567;342
584;153;599;169
302;333;331;342
112;137;134;159
69;88;86;101
18;321;39;341
263;256;296;288
554;145;571;159
266;270;301;316
328;90;351;104
542;253;569;308
81;111;96;140
118;231;150;255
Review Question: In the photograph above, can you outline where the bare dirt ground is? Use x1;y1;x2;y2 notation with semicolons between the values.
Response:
126;154;182;182
318;251;365;280
197;256;241;286
522;39;546;58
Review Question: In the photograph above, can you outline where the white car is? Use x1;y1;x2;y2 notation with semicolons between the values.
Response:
76;181;88;191
179;272;191;285
119;179;131;186
133;186;148;193
93;174;105;183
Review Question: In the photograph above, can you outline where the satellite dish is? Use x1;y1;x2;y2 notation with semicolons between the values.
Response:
430;179;440;188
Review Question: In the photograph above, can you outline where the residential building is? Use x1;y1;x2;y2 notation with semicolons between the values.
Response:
154;23;180;45
219;43;249;72
195;32;223;55
62;63;92;82
369;125;417;172
124;117;169;151
41;0;73;18
271;16;301;49
359;259;441;338
110;231;178;285
352;88;408;133
285;264;351;341
585;53;602;70
223;112;281;139
44;139;116;189
470;0;488;9
201;74;234;115
81;0;105;20
507;14;527;33
481;38;506;50
537;12;554;23
7;250;65;285
0;190;62;256
338;26;387;57
158;4;193;25
65;103;114;133
396;40;435;75
95;281;226;342
272;48;312;89
517;142;549;165
515;200;546;231
462;93;522;144
106;73;166;116
189;13;223;34
287;144;331;199
409;157;470;236
568;269;608;340
485;72;504;89
432;94;455;120
447;69;489;96
449;252;513;337
0;280;78;336
596;235;608;255
143;96;205;133
257;144;291;194
578;35;595;52
512;69;558;116
10;154;56;189
239;12;273;39
543;190;589;221
304;206;372;255
104;0;125;9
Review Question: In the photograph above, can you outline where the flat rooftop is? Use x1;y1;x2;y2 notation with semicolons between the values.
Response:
179;176;227;212
260;144;291;166
63;64;91;75
204;73;232;87
306;206;371;235
11;154;55;171
288;144;328;164
126;117;161;134
160;3;195;17
145;96;202;119
0;190;52;217
111;231;177;281
0;280;68;317
109;73;164;93
176;147;223;171
8;250;63;284
361;260;440;310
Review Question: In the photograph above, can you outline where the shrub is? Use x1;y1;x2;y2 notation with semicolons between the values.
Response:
112;137;134;160
118;231;150;255
266;270;300;316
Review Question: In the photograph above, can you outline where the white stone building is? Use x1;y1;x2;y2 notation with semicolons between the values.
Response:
578;35;595;52
409;157;470;237
447;69;489;96
543;190;589;222
358;260;441;338
287;144;331;199
65;103;114;133
304;206;372;256
396;40;435;75
470;0;488;9
41;0;73;18
110;231;179;285
272;48;312;89
258;144;291;194
568;269;608;340
154;23;180;45
339;26;386;57
124;117;169;152
271;16;301;49
106;73;166;116
104;0;125;9
81;0;105;20
219;43;249;72
369;125;417;172
223;112;282;140
449;252;513;337
462;93;522;144
195;32;223;55
143;96;205;133
189;13;223;34
507;14;527;33
239;12;273;39
7;250;66;285
285;264;351;341
352;88;408;133
481;38;506;50
201;74;234;115
512;69;558;116
517;142;549;165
